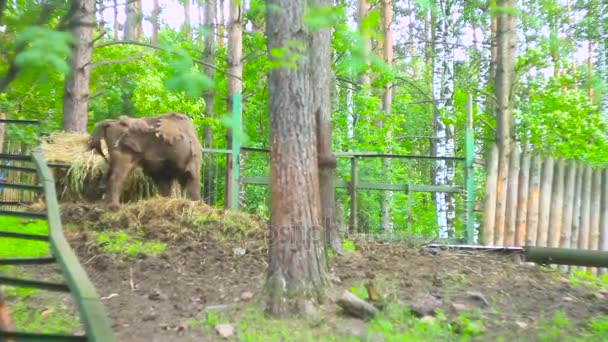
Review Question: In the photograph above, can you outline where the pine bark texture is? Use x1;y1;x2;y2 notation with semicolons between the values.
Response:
265;0;328;316
62;0;95;133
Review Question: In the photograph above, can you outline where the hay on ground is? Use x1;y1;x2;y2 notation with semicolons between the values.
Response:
40;132;179;202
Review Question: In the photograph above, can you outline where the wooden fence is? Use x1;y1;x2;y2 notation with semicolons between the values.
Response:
483;143;608;275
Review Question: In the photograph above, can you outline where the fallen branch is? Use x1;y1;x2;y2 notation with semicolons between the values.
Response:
336;290;379;320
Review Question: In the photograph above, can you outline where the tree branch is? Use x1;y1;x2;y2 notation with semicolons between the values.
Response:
94;40;242;80
89;51;147;68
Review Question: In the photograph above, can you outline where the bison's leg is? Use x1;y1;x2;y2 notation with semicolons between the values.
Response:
155;178;173;197
180;169;201;201
106;151;136;211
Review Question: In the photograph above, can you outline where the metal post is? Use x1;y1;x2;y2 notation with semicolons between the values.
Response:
465;93;476;244
230;92;242;210
349;157;358;233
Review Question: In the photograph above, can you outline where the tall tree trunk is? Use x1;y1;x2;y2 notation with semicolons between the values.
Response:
202;0;216;205
224;0;243;209
182;0;191;40
431;0;458;238
124;0;142;40
493;0;517;244
379;0;393;235
113;0;119;40
151;0;161;44
62;0;95;133
314;0;340;253
265;0;327;317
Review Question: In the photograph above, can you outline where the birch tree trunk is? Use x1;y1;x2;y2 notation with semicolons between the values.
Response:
431;0;458;238
265;0;328;317
224;0;243;209
62;0;95;133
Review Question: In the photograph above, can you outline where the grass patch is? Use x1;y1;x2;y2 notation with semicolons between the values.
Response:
568;270;608;291
95;230;167;260
9;299;80;335
0;217;49;259
0;217;81;334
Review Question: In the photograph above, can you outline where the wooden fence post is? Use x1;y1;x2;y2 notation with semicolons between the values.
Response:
600;167;608;275
589;168;602;275
526;154;541;246
482;144;499;245
559;161;577;273
494;146;510;246
576;165;592;273
570;163;584;273
548;159;565;249
515;149;531;246
537;156;554;247
504;145;520;246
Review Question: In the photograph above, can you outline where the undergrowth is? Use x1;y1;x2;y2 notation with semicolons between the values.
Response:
95;230;167;260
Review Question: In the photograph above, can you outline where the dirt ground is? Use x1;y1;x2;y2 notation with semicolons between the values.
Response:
15;200;608;341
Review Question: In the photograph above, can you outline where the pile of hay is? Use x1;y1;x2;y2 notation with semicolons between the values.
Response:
57;197;266;242
40;132;166;202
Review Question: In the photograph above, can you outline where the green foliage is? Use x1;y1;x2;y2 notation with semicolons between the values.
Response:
14;26;72;71
514;77;608;164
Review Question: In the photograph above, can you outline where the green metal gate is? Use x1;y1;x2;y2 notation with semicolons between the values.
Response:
0;119;115;341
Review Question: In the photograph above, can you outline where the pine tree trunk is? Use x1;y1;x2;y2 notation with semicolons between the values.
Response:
224;0;243;209
62;0;95;133
124;0;142;41
265;0;328;316
202;0;216;205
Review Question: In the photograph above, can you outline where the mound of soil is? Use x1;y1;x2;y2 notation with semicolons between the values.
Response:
21;199;608;341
